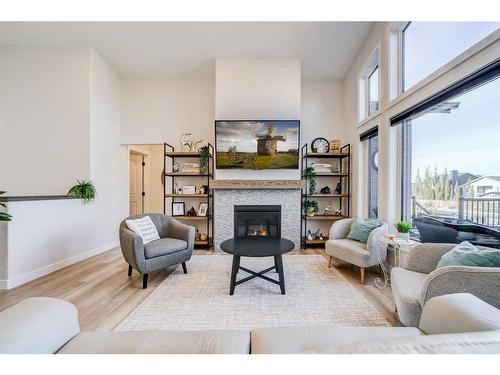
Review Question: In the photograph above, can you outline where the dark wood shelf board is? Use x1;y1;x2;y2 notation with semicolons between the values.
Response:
303;236;329;245
302;215;348;221
165;172;213;177
165;194;211;198
302;153;349;159
165;152;213;158
194;237;213;246
306;194;349;198
314;173;349;177
0;195;80;202
173;215;211;221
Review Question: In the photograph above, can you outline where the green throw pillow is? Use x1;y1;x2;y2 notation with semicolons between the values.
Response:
437;241;500;268
346;218;383;244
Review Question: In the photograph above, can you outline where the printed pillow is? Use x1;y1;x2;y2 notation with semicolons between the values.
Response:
126;216;160;244
437;241;500;268
346;218;383;244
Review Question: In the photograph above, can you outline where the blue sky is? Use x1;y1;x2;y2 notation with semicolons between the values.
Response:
216;121;299;153
406;22;500;181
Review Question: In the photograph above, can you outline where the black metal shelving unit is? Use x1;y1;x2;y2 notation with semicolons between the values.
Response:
300;143;351;250
164;143;214;250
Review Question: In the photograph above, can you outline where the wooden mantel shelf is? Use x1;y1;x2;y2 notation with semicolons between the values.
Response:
211;180;306;190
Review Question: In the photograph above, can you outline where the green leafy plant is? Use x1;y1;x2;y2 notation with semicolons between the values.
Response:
395;220;412;233
0;191;12;221
303;167;317;195
67;179;97;203
198;145;211;175
303;199;319;216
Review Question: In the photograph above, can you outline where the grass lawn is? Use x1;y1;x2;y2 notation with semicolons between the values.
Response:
217;153;298;169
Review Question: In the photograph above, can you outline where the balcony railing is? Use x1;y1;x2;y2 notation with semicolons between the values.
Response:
411;196;500;228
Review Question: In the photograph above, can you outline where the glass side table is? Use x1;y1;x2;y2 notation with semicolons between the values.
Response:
375;236;417;290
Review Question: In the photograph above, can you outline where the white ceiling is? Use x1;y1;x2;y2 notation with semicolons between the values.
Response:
0;22;374;79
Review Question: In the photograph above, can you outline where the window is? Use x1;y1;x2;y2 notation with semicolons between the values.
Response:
368;66;379;115
403;22;499;91
395;62;500;232
358;50;379;120
360;128;379;218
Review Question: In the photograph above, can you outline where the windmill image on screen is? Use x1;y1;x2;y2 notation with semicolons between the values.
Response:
215;120;300;170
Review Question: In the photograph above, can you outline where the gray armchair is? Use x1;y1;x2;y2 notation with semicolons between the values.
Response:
119;213;195;288
325;218;388;284
391;243;500;327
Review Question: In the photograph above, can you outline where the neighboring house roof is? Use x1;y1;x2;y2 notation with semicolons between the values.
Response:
454;172;478;187
460;175;500;187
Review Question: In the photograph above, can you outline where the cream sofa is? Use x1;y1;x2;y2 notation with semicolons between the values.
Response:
391;243;500;327
1;293;500;354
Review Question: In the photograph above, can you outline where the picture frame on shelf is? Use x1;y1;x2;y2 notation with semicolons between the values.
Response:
198;202;208;216
172;202;185;216
330;139;341;153
182;185;196;195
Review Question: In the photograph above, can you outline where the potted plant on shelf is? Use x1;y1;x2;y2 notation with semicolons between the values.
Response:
67;179;97;203
303;199;319;217
395;220;412;240
198;145;210;175
303;167;317;195
0;191;12;221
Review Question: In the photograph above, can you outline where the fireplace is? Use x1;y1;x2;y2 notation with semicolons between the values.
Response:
234;205;281;238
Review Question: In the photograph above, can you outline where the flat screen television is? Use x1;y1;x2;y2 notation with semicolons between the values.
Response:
215;120;300;170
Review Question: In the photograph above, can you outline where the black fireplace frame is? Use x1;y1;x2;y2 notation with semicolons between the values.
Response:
234;205;282;238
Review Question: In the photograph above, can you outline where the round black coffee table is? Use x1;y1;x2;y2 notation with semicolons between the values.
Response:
220;237;294;295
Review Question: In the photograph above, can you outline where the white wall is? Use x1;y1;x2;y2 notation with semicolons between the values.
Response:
215;58;301;180
0;48;127;289
0;46;91;195
120;78;215;145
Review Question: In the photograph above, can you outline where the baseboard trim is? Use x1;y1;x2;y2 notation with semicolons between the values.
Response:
0;241;119;290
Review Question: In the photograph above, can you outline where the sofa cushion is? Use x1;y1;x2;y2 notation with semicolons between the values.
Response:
337;330;500;354
419;293;500;335
144;238;188;259
58;329;250;354
250;326;421;354
391;267;428;327
325;239;370;267
346;218;383;244
0;297;80;354
437;241;500;268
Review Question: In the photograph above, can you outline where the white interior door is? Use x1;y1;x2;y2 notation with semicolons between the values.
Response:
129;154;144;215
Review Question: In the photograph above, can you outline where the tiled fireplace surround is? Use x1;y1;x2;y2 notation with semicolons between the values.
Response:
213;182;303;252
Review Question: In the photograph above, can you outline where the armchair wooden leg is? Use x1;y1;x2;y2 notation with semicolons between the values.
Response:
142;273;149;289
182;262;187;274
328;256;333;268
128;265;133;277
360;267;365;284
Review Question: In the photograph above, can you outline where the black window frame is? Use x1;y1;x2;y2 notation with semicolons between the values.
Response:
391;58;500;221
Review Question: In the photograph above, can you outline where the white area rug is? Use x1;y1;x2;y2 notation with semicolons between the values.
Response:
115;255;389;331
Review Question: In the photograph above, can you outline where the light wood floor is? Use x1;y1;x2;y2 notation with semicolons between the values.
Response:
0;247;400;330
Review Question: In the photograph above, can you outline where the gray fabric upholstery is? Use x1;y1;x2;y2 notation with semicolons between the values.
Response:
250;326;421;354
144;238;187;259
59;330;250;354
392;243;500;328
419;293;500;335
119;213;195;276
391;267;428;327
0;297;80;354
325;218;388;268
405;243;456;274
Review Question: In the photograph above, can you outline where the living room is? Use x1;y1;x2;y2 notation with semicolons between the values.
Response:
1;0;500;370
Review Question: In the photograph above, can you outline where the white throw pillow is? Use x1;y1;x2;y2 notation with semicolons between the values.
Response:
125;216;160;244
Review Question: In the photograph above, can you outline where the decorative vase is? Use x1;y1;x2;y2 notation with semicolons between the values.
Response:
398;232;409;241
306;207;316;216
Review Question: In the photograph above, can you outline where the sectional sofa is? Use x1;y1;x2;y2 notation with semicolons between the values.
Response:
1;293;500;354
